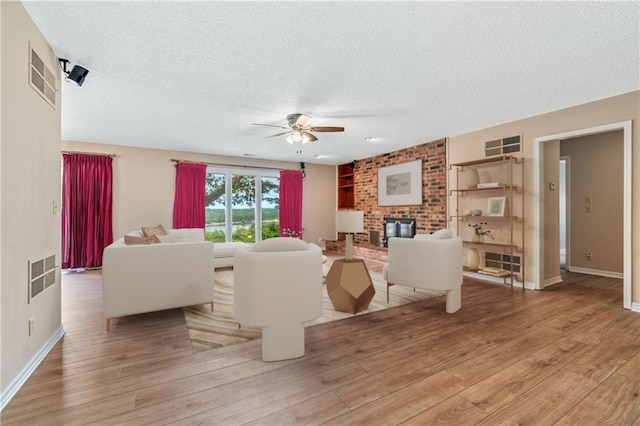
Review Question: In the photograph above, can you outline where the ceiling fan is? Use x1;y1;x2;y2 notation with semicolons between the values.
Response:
252;113;344;144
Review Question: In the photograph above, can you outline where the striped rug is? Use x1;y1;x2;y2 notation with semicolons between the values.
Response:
183;263;445;352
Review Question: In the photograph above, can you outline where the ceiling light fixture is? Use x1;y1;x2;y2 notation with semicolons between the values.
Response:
364;136;376;142
286;131;300;144
253;113;342;145
286;130;312;145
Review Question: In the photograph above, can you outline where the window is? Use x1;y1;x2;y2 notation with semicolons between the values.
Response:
261;176;280;240
205;167;279;243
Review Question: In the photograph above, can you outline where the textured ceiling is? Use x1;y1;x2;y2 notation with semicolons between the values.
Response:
22;1;640;166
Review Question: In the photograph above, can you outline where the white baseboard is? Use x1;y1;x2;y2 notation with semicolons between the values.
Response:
543;275;563;288
463;271;534;290
0;325;65;411
567;266;623;279
631;302;640;313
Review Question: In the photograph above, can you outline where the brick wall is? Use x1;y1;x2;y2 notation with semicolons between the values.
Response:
327;138;448;257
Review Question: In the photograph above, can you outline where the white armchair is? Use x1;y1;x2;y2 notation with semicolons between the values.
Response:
383;230;463;313
234;237;323;361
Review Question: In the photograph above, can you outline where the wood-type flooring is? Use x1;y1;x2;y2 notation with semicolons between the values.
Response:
2;253;639;425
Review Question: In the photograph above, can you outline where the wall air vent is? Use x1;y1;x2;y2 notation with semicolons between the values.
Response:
28;255;57;303
484;135;521;157
485;252;521;274
29;44;57;108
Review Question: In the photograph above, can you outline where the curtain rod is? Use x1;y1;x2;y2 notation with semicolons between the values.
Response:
170;158;301;172
62;150;116;158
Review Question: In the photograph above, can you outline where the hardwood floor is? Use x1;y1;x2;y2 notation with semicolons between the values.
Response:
2;254;639;425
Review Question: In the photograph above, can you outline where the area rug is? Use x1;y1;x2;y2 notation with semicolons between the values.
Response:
183;263;445;352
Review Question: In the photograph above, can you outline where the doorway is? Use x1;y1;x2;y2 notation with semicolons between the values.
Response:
533;120;632;309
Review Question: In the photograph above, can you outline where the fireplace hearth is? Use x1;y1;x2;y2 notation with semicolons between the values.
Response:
383;217;416;247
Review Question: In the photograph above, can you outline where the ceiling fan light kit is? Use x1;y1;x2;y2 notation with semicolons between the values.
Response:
253;113;344;145
286;130;314;144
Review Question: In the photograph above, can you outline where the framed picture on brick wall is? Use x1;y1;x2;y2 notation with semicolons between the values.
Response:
377;159;422;206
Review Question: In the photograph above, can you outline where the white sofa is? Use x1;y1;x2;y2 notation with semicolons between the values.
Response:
234;237;323;361
213;241;251;268
383;229;463;313
102;228;215;331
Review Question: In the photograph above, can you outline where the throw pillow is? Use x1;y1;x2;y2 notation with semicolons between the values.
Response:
124;234;160;245
141;224;167;237
156;233;177;244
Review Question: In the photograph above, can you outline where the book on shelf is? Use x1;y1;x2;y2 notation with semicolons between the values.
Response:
478;267;510;277
477;182;506;188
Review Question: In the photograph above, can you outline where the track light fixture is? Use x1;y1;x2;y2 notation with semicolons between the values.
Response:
58;58;89;86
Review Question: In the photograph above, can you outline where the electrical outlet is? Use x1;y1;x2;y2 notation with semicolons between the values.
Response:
29;318;35;336
585;252;592;261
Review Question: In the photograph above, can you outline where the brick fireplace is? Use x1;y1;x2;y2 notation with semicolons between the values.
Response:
383;217;416;247
326;137;447;262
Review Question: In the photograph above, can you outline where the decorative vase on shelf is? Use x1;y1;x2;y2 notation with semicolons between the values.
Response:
467;248;480;271
464;168;479;189
472;234;485;243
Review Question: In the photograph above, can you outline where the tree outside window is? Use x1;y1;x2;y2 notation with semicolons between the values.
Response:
205;171;279;243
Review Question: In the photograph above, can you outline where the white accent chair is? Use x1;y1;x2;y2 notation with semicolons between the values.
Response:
383;229;463;313
234;237;323;361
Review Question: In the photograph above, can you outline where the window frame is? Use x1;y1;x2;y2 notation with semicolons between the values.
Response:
206;166;280;243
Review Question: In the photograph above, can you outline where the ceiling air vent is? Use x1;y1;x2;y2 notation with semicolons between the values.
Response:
29;45;57;108
484;135;521;157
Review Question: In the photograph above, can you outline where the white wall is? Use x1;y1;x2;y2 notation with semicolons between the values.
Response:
302;163;338;245
1;1;62;400
60;141;337;244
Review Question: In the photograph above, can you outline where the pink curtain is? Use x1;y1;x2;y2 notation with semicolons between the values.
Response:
61;154;113;269
173;162;207;229
279;170;303;237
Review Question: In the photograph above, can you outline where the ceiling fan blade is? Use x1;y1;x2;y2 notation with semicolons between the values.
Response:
251;123;289;129
310;126;344;132
295;114;311;128
265;131;292;139
302;131;318;142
